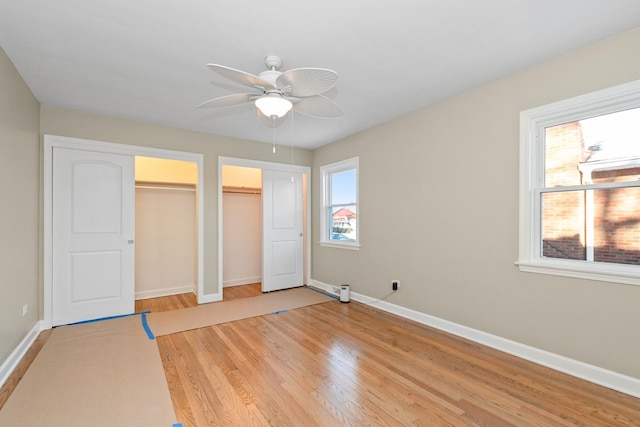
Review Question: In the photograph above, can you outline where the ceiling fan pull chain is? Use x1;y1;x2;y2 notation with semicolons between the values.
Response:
290;110;294;165
272;116;276;154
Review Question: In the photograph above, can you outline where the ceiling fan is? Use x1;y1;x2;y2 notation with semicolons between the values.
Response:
198;55;343;127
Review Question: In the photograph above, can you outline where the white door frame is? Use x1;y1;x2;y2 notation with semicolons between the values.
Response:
43;134;205;329
218;156;311;295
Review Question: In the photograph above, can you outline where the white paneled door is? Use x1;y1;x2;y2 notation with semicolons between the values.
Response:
52;147;135;326
262;169;303;292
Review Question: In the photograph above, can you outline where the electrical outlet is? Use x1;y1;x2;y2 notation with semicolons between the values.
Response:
22;304;28;316
392;280;400;291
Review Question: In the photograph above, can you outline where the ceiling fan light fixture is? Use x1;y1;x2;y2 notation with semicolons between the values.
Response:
255;94;292;118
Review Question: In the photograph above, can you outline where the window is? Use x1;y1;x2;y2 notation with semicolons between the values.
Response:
518;79;640;286
320;157;359;249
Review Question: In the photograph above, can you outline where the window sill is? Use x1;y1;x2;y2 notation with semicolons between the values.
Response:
319;241;360;251
515;260;640;286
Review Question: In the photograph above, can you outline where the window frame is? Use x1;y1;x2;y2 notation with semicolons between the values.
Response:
518;79;640;286
320;157;360;250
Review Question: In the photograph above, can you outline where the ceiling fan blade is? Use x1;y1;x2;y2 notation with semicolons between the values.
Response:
293;95;343;118
197;93;255;109
207;64;273;89
257;109;288;128
276;68;338;97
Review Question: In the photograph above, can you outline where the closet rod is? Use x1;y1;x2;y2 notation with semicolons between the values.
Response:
135;181;196;191
223;186;261;195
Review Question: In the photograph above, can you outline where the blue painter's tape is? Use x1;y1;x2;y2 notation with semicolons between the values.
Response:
141;311;155;340
172;423;183;427
271;309;288;315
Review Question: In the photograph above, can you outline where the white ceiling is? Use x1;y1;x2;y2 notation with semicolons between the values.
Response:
2;1;640;149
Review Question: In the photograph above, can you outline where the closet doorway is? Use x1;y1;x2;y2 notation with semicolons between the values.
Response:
219;157;311;298
221;165;262;289
135;157;198;300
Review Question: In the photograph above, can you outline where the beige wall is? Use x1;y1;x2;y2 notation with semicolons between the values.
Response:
40;107;312;296
0;48;41;364
312;28;640;379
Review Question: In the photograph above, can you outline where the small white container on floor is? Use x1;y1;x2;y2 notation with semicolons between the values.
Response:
339;284;350;303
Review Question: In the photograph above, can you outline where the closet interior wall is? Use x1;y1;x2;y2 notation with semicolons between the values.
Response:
135;181;197;300
222;186;262;288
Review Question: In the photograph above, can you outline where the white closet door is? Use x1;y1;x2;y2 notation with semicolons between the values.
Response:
52;147;135;325
262;169;303;292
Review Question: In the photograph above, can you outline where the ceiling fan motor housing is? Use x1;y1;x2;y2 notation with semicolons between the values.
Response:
264;55;283;70
258;69;281;88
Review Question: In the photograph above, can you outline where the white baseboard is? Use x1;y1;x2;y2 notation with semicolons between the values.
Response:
310;279;640;399
0;321;43;390
135;285;195;300
223;277;261;288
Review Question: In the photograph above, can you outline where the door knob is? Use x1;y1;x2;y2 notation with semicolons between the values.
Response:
127;239;135;244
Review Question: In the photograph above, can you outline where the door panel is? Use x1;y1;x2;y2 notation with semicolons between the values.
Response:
271;241;297;276
262;169;303;292
271;180;297;228
70;251;122;301
52;148;135;326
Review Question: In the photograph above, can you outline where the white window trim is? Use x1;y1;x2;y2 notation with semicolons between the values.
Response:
320;157;360;250
518;79;640;286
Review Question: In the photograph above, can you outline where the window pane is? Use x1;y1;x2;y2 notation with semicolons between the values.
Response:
321;157;358;246
544;121;584;187
541;191;586;260
542;187;640;264
330;169;356;205
593;187;640;265
329;205;356;242
545;107;640;187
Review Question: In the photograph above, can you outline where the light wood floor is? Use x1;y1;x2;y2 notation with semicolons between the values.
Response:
3;283;639;425
156;285;640;426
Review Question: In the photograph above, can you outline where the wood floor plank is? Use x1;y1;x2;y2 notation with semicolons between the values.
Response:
164;332;227;426
188;328;271;426
223;283;263;300
218;318;327;426
158;339;198;427
263;309;457;425
268;304;468;427
135;291;198;313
